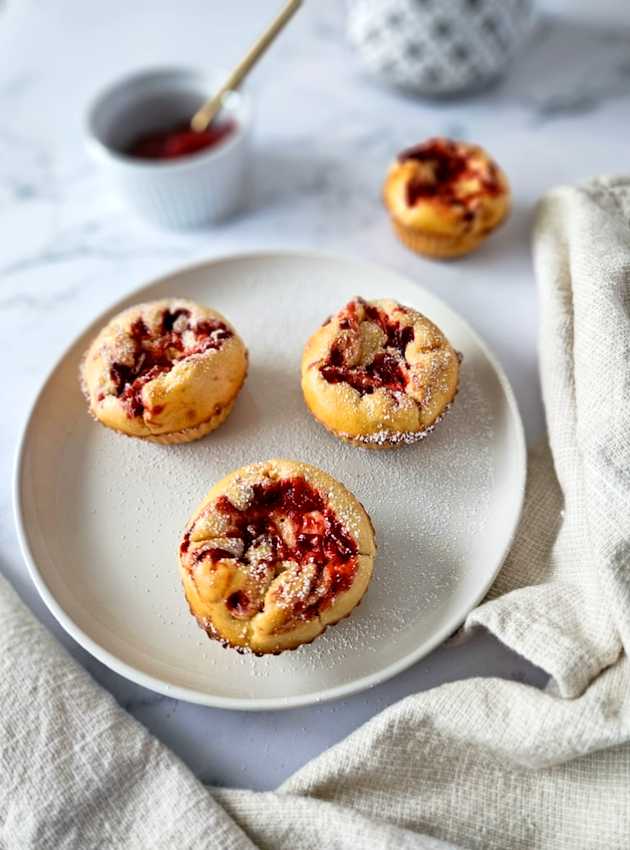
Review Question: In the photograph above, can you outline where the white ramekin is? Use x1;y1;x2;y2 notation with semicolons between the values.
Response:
85;68;252;230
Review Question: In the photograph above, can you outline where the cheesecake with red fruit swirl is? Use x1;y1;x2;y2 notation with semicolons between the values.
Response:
180;460;376;654
80;298;247;443
301;297;460;448
384;137;510;259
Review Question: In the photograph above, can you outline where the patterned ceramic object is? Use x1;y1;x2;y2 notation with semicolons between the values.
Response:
347;0;535;95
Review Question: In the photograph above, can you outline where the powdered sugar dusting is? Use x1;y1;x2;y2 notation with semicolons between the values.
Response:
338;391;457;447
36;256;519;703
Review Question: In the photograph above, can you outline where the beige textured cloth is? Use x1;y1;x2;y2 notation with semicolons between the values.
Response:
2;179;630;849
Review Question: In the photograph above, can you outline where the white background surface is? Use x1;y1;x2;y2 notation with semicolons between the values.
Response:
1;0;629;789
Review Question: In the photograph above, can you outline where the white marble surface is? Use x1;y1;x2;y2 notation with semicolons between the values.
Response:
2;0;630;791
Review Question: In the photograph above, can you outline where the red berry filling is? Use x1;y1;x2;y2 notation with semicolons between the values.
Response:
320;299;414;395
108;308;232;418
226;590;256;620
127;120;236;161
398;138;501;209
180;531;191;554
200;477;358;619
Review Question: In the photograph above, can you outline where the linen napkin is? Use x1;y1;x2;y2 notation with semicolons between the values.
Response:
2;177;630;850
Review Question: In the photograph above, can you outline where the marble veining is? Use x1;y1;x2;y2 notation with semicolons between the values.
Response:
1;0;630;790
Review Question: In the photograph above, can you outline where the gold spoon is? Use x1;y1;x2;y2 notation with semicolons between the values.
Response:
191;0;303;133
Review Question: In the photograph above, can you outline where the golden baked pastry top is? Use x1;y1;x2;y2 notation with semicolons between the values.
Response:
180;459;376;654
81;298;247;440
301;297;460;446
384;137;510;239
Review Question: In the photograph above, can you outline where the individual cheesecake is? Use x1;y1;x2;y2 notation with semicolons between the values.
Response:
384;137;510;258
81;298;247;443
179;459;376;654
301;296;460;448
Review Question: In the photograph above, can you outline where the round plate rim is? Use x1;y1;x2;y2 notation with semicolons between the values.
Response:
13;249;527;711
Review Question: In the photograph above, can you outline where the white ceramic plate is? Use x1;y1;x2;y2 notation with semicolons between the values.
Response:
15;252;526;710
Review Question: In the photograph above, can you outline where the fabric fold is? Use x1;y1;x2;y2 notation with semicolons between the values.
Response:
467;180;630;699
0;575;256;850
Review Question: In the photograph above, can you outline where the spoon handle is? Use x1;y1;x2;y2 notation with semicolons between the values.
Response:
191;0;302;132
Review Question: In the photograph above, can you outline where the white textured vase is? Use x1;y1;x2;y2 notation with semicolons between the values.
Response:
347;0;535;96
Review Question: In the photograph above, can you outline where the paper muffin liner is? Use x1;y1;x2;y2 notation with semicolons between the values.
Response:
144;397;237;445
391;219;488;259
193;566;374;656
310;373;461;450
